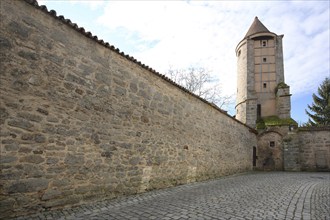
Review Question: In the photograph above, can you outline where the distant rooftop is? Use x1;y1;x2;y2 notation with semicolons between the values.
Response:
244;17;270;38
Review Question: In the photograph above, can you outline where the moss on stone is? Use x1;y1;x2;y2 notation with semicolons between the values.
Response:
283;136;293;142
275;82;289;94
297;126;330;131
277;82;289;88
256;116;297;129
256;119;266;130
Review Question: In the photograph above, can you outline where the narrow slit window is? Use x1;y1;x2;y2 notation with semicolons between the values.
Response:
263;83;267;88
257;104;261;119
263;57;267;62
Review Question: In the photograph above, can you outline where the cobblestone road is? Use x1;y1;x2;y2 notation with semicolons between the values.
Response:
13;172;329;220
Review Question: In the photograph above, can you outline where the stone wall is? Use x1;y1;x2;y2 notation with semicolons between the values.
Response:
0;0;257;218
299;128;330;171
283;127;330;171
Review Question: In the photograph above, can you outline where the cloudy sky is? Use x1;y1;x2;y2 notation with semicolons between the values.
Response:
39;0;329;124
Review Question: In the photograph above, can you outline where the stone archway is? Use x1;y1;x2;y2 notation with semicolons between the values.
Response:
257;131;283;171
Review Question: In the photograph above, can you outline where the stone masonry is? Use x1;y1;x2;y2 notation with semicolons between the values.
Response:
0;0;257;218
284;127;330;172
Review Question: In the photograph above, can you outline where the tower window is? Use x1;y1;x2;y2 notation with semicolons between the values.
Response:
263;57;267;62
263;83;267;88
238;50;241;57
262;40;267;47
269;141;275;147
257;104;261;119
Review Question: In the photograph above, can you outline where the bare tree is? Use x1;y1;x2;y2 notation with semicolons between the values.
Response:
166;67;233;109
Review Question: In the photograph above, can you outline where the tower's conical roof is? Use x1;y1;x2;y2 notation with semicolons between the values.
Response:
244;17;270;38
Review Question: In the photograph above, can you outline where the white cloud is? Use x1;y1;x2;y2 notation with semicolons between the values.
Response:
97;1;329;100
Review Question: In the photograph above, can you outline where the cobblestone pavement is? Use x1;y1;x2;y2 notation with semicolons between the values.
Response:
13;172;330;220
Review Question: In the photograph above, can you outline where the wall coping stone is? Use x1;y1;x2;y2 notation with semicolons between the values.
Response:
298;126;330;132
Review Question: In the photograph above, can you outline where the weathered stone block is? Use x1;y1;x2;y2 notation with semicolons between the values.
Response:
33;150;43;154
75;88;84;95
0;155;17;163
20;155;44;164
0;197;16;213
66;73;88;86
91;133;100;144
7;119;34;131
64;153;84;165
1;139;15;144
18;50;38;61
114;86;126;96
56;125;77;136
129;157;140;166
118;142;132;149
34;134;46;143
96;85;110;97
79;63;94;76
41;189;62;201
52;179;70;188
0;107;9;124
28;75;43;86
74;185;91;194
21;133;34;140
113;78;126;87
43;52;64;65
7;21;29;39
137;90;151;100
0;36;12;49
129;82;138;93
101;151;112;158
18;147;32;153
46;157;59;165
7;178;49;193
36;108;49;115
95;71;111;85
99;144;117;151
43;195;80;208
46;116;59;123
12;80;30;91
4;143;19;151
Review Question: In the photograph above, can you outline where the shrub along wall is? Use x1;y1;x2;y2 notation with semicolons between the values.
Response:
0;0;257;218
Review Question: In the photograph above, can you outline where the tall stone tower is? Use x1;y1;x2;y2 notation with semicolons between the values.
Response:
235;17;291;128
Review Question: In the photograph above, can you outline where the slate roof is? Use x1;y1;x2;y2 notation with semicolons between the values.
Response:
244;17;270;38
22;0;257;133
